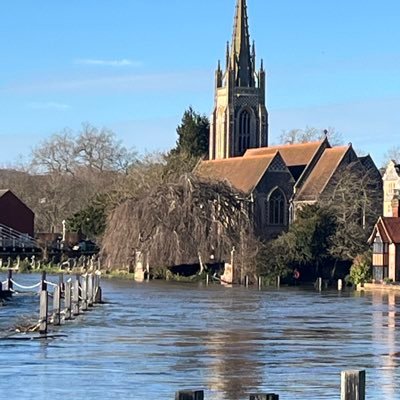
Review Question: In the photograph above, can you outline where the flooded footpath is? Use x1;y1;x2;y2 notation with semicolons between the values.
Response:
0;274;399;399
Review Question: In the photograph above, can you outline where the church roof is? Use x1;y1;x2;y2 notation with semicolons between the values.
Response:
243;141;324;167
195;153;277;195
295;146;350;201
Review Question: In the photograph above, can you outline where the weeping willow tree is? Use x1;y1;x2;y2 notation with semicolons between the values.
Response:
101;174;260;276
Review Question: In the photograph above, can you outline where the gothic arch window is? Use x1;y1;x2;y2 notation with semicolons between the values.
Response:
238;109;251;153
267;188;287;226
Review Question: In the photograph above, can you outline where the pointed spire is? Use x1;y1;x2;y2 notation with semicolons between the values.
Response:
230;0;254;87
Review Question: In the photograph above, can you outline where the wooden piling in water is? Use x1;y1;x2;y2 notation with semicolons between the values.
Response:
72;277;80;316
88;274;94;307
41;271;47;291
39;290;48;334
175;390;204;400
341;370;365;400
245;276;249;287
81;274;88;311
317;277;323;291
59;273;64;293
249;395;279;400
276;276;281;288
338;279;343;291
7;269;13;291
52;285;61;325
258;276;262;290
65;281;72;320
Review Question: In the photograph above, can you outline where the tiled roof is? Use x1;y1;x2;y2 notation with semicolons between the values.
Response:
195;154;276;195
244;141;323;166
381;217;400;243
295;146;350;201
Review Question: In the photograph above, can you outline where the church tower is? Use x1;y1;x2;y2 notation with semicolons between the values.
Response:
209;0;268;160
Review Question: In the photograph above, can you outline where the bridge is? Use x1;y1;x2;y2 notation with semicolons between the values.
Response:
0;223;40;257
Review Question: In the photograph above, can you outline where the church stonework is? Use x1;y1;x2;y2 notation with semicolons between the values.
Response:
209;0;268;160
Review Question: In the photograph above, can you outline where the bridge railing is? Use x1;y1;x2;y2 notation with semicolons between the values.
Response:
0;223;37;249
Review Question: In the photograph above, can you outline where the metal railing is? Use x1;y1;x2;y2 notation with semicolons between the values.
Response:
0;223;37;249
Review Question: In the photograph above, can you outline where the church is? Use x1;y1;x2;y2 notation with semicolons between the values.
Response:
196;0;383;240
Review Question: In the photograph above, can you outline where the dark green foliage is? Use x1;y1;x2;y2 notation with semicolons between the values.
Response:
256;234;294;280
292;205;337;268
258;204;337;279
172;107;209;158
66;195;107;239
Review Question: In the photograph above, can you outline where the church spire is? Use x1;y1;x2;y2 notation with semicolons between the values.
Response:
230;0;254;87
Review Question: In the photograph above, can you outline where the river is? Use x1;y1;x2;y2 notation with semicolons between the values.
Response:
0;274;399;399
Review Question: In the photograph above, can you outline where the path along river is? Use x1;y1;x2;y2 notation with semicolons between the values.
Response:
0;274;399;399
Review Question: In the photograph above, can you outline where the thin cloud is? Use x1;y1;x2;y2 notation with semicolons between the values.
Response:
27;102;71;110
75;59;142;67
4;70;211;94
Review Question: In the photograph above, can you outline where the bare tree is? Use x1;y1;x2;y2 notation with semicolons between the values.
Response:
31;129;77;175
76;123;136;174
320;161;383;261
383;145;400;166
279;126;343;146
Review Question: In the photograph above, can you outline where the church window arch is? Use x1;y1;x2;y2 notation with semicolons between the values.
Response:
238;109;251;154
267;188;287;226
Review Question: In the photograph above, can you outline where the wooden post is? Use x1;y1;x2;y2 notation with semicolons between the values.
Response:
95;286;102;304
88;274;94;307
72;277;80;316
338;279;343;291
258;276;262;290
81;274;88;311
52;285;61;325
59;273;64;293
276;276;281;288
7;269;13;291
175;390;204;400
341;370;366;400
64;281;72;320
206;274;209;286
250;395;279;400
317;277;322;292
41;271;47;291
39;290;48;334
245;276;249;287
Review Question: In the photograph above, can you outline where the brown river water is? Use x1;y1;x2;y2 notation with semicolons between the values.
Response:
0;274;399;399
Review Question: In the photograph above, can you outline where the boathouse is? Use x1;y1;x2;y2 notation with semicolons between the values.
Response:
0;189;34;236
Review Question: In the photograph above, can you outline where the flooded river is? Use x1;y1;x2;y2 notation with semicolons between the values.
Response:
0;274;399;399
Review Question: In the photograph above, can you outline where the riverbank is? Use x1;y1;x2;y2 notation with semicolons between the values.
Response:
358;282;400;292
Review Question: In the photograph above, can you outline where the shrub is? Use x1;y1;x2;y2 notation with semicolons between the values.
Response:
349;252;372;286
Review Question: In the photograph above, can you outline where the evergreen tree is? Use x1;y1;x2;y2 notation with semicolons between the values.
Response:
173;107;210;158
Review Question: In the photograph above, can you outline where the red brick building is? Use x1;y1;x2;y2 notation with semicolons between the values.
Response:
0;189;34;237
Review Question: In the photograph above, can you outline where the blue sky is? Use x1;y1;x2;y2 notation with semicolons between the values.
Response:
0;0;399;166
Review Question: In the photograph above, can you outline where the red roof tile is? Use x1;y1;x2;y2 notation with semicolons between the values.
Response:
195;154;277;194
244;141;324;166
295;146;350;201
381;217;400;243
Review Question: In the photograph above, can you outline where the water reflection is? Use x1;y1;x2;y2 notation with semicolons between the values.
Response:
1;276;400;399
372;291;400;399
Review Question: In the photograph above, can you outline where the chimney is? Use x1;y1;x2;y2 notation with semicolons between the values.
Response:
391;190;400;218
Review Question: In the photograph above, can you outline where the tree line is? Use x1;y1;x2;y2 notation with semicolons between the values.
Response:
0;108;389;280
